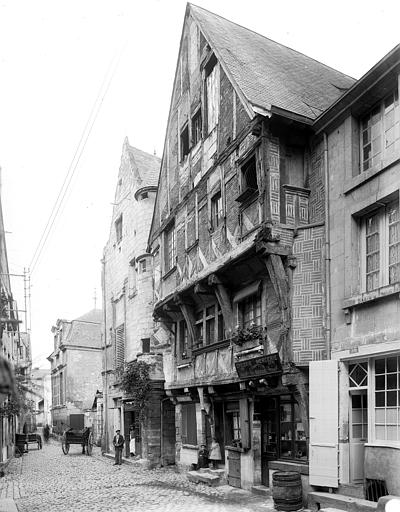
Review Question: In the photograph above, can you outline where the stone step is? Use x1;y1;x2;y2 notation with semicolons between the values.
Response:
320;509;348;512
251;485;271;497
187;470;221;486
308;491;376;512
0;499;18;512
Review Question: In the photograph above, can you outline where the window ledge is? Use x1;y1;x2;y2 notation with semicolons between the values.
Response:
192;339;231;356
162;266;177;280
235;189;258;204
177;361;192;370
343;282;400;309
269;460;309;474
182;444;198;450
365;442;400;451
344;156;400;195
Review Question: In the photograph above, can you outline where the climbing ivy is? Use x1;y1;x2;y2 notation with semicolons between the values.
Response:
116;360;151;420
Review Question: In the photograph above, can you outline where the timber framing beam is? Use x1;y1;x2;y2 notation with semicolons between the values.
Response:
208;273;234;334
174;294;196;346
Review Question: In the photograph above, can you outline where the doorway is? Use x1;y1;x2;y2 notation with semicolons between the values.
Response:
123;410;141;458
349;390;368;482
260;398;278;487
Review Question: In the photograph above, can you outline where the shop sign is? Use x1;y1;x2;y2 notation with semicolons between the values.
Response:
235;353;281;379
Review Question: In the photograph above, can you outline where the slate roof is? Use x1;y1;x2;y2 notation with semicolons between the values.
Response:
127;143;161;189
74;309;102;324
190;4;356;120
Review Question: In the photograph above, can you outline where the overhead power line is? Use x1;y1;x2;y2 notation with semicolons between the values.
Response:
29;47;125;275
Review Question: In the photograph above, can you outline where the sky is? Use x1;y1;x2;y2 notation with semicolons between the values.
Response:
0;0;399;368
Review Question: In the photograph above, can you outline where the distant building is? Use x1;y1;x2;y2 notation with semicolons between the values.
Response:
30;367;51;428
47;309;102;433
101;138;161;461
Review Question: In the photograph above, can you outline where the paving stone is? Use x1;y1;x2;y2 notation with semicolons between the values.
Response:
0;440;277;511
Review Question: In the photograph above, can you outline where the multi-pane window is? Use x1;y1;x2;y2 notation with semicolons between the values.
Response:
238;293;261;328
280;396;307;461
211;191;223;231
192;110;202;146
164;223;176;273
194;303;225;348
115;215;123;242
375;356;400;442
364;199;400;291
361;89;399;172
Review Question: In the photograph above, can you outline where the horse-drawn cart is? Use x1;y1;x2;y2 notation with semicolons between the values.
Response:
61;427;93;455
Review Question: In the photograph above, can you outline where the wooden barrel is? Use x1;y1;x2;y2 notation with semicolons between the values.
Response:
272;471;302;511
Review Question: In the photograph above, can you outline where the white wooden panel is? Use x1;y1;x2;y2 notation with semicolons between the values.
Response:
309;360;339;487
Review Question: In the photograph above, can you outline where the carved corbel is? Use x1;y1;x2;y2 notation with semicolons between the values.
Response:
208;273;234;335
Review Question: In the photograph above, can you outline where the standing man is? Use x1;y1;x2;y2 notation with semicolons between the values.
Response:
113;429;124;465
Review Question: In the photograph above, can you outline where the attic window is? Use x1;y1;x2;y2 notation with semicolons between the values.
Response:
205;54;219;135
192;110;202;146
180;125;190;161
236;155;258;203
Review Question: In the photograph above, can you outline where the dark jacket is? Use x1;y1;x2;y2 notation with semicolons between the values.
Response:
113;434;125;448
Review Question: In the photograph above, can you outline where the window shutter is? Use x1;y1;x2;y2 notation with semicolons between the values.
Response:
309;360;339;487
239;398;250;449
115;324;125;368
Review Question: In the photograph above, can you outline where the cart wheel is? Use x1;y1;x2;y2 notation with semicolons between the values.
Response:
86;432;93;456
61;435;70;455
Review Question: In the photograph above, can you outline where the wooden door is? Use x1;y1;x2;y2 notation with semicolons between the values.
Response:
309;360;339;488
227;449;241;488
349;390;368;482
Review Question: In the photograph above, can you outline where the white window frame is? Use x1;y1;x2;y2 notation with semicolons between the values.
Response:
360;88;399;173
360;196;400;292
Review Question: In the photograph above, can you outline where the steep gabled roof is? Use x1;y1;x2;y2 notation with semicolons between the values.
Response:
190;4;356;121
126;140;161;189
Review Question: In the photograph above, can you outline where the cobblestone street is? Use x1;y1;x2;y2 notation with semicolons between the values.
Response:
0;441;277;512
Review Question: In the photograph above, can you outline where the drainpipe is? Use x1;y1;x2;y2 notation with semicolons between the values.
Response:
101;254;109;453
323;132;332;357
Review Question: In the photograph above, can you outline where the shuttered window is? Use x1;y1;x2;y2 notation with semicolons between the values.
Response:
181;403;197;445
115;324;125;368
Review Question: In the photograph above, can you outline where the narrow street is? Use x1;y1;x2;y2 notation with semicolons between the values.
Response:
0;441;277;512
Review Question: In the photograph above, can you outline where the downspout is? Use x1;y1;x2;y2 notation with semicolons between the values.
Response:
101;254;109;453
323;132;331;357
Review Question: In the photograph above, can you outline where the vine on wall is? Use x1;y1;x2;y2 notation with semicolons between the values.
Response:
116;360;151;421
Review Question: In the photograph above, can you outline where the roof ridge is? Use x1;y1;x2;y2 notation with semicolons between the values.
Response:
189;3;356;81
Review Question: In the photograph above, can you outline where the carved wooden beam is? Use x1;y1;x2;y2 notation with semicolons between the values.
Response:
208;273;234;334
174;295;196;346
194;282;213;295
263;254;293;362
